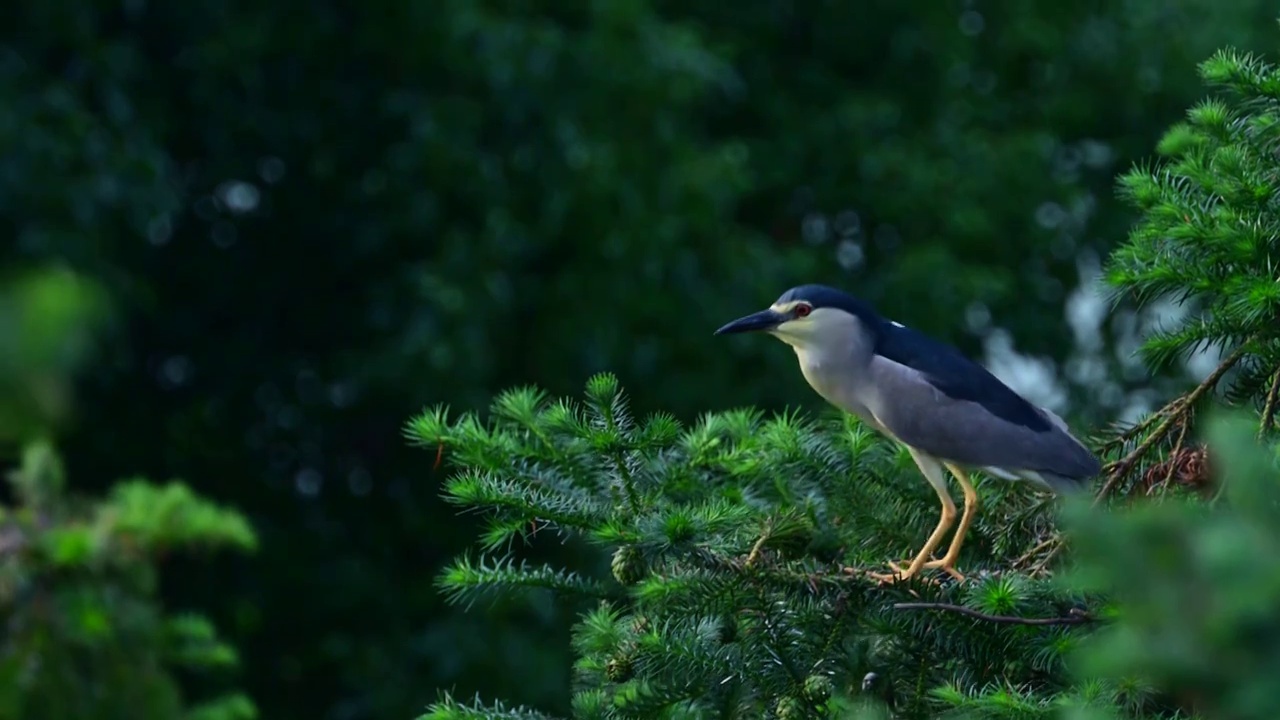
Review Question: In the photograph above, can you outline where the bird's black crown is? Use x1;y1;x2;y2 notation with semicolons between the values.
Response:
777;284;882;324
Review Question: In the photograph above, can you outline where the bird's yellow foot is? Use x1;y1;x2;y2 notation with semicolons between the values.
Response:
920;557;965;581
921;558;962;579
843;565;908;585
882;558;964;583
864;561;924;585
865;570;907;585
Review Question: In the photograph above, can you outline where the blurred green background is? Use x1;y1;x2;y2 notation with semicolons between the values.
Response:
1;1;1274;718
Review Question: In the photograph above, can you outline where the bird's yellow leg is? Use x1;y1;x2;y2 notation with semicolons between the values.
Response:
875;498;956;582
867;449;957;583
920;464;979;580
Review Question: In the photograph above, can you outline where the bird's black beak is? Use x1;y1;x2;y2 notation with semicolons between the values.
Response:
714;308;786;335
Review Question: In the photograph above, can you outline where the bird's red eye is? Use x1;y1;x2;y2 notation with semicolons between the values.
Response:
795;304;812;318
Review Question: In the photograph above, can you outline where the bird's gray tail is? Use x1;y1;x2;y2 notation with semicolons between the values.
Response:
1033;406;1102;494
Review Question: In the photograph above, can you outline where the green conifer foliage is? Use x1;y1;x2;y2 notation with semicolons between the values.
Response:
1100;46;1280;499
408;376;1124;719
412;38;1280;720
1058;43;1280;720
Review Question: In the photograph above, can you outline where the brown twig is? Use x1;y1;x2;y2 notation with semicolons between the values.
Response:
1260;367;1280;438
1027;541;1065;578
1095;409;1167;455
892;602;1093;626
744;531;770;569
1012;536;1058;569
1094;342;1252;505
1147;421;1190;496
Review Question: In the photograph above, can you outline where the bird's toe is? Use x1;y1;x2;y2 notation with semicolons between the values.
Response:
921;557;967;581
872;562;928;585
888;558;932;574
863;569;904;585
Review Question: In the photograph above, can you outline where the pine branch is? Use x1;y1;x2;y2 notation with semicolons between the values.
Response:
420;693;566;720
583;374;643;512
412;373;1112;716
444;469;607;530
1095;339;1253;503
438;554;613;608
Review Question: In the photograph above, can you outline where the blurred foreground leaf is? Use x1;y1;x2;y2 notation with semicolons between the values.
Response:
0;267;109;444
1064;411;1280;720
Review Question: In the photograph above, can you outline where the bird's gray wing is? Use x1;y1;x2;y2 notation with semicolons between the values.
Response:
866;354;1099;482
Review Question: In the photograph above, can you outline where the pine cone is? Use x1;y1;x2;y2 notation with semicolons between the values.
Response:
1140;445;1213;495
803;674;833;702
611;546;645;585
775;696;805;720
605;655;634;682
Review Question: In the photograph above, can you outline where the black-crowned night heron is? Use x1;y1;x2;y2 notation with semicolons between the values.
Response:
715;284;1100;582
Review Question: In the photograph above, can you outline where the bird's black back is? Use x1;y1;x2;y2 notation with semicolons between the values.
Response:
779;284;1052;433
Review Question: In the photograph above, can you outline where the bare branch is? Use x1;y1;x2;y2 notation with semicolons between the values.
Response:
1260;366;1280;437
892;602;1093;626
1095;341;1252;504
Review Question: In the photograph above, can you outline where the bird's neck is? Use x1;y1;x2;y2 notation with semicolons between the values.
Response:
789;316;876;369
792;330;876;416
